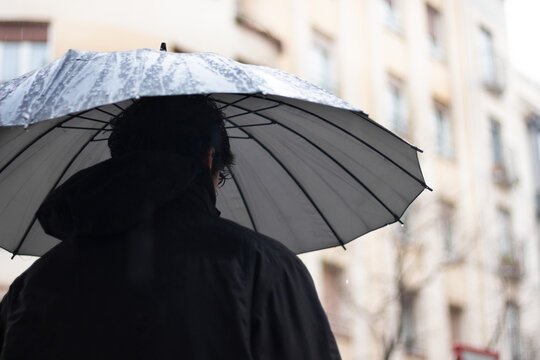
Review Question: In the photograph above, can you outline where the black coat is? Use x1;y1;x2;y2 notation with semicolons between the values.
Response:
0;152;341;360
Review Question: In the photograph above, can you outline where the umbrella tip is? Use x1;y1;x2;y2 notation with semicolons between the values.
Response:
160;42;167;52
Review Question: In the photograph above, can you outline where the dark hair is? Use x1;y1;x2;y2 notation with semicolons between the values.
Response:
108;95;234;185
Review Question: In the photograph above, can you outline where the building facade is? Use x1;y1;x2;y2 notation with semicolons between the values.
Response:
1;0;540;359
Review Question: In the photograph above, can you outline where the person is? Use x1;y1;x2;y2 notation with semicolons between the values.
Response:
0;95;341;359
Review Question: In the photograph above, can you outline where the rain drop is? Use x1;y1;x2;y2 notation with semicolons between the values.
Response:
345;279;349;285
22;112;30;131
400;223;405;228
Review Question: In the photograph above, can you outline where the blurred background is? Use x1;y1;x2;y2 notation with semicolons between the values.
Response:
1;0;539;359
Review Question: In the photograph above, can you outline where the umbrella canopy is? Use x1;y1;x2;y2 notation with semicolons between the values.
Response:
0;48;430;256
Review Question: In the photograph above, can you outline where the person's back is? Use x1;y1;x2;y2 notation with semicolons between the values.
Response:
0;96;341;359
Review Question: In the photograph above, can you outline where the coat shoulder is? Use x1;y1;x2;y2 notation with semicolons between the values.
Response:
213;217;302;267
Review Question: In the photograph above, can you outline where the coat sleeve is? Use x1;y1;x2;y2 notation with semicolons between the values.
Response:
0;271;28;357
0;276;19;356
250;255;341;360
0;292;6;354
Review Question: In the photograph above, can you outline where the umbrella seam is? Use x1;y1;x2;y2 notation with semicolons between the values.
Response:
10;119;110;257
224;116;346;250
216;98;403;226
252;95;431;191
349;109;424;153
0;108;97;176
226;165;258;232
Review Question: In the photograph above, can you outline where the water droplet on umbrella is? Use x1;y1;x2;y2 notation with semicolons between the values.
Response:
21;112;31;131
400;223;405;228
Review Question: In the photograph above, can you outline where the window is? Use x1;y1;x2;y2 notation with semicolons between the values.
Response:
235;0;246;14
496;209;513;259
401;291;419;354
322;262;344;314
381;0;402;31
506;303;521;360
386;76;408;134
397;209;413;243
309;31;337;93
440;201;455;259
426;4;443;57
496;209;522;280
527;115;540;184
322;262;350;337
490;118;504;166
527;116;540;217
478;26;503;92
449;306;463;344
534;125;540;179
0;22;49;82
491;118;516;186
434;101;453;158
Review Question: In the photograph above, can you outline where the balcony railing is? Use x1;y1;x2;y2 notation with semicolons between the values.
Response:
498;256;522;281
498;244;524;282
491;148;518;188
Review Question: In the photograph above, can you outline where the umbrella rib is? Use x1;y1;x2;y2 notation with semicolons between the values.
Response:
95;104;132;125
58;125;113;131
252;95;432;191
224;103;280;121
0;108;96;176
217;99;403;225
75;115;110;125
226;166;258;232
217;94;253;110
225;118;274;129
225;118;347;250
94;106;120;118
10;122;108;258
113;102;128;111
350;110;425;153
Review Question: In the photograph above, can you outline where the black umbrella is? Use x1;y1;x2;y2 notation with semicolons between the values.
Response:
0;47;430;256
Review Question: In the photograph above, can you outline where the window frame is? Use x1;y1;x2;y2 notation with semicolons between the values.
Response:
426;3;444;59
434;100;453;158
386;75;409;134
0;21;50;82
309;29;338;94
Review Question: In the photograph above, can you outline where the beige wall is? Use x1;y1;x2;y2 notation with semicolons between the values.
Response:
1;0;540;359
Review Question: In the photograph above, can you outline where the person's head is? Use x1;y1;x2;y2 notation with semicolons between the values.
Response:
107;95;234;188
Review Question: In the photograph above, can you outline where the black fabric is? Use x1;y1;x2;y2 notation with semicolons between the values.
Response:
0;152;341;360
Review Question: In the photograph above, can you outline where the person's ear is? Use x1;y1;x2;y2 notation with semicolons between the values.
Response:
204;147;215;170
